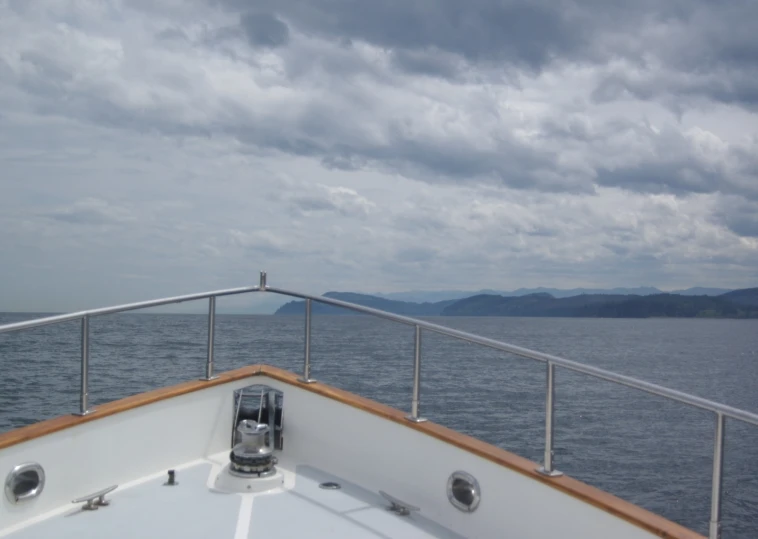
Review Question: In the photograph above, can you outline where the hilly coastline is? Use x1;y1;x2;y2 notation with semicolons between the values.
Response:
275;288;758;319
372;286;732;303
274;292;456;316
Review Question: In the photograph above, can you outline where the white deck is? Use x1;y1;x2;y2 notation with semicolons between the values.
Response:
5;455;464;539
0;374;666;539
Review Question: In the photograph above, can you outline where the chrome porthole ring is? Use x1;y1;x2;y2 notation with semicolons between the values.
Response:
5;462;45;504
447;471;480;513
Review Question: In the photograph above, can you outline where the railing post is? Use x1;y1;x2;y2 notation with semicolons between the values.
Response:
709;413;725;539
406;325;427;423
298;298;315;383
537;362;562;476
203;296;218;381
76;315;93;416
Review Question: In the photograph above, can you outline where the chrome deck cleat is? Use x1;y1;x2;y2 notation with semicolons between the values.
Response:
72;485;118;511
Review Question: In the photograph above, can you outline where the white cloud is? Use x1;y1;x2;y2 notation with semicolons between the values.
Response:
0;0;756;313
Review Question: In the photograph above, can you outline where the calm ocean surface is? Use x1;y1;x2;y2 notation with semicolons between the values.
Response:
1;313;756;537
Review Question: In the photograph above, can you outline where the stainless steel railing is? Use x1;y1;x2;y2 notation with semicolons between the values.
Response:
0;283;262;414
1;271;755;538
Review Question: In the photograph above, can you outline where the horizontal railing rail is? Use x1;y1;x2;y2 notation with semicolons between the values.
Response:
266;286;758;427
0;285;261;334
0;283;262;415
0;271;753;538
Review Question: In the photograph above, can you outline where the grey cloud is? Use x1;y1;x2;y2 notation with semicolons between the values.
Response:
10;49;212;140
539;116;595;142
393;213;451;234
269;182;375;218
4;0;757;208
591;76;637;104
240;12;290;48
18;52;73;84
20;47;748;202
49;211;113;225
215;0;597;73
713;197;758;238
219;2;758;76
224;95;574;192
390;49;463;79
155;27;189;42
44;199;134;225
589;2;758;111
217;0;758;111
596;162;720;197
658;4;758;73
707;77;758;109
320;153;366;171
288;195;337;213
395;247;438;263
7;0;29;14
591;125;758;200
592;70;758;113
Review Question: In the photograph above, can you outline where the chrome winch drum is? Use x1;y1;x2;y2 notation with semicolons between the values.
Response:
229;420;276;477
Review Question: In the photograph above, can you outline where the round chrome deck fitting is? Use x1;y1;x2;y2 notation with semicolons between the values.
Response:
318;481;342;490
5;462;45;504
447;471;481;513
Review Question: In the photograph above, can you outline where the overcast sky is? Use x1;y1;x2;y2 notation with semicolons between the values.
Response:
1;0;757;313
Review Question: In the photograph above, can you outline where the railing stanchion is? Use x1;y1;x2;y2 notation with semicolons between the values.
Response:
709;413;725;539
203;296;218;381
537;362;562;476
76;315;92;416
298;299;315;383
406;325;427;423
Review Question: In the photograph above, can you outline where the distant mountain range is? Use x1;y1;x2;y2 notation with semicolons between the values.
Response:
370;287;733;303
275;292;456;316
275;288;758;319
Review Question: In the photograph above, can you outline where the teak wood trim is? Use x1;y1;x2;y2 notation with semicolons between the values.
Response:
0;364;704;539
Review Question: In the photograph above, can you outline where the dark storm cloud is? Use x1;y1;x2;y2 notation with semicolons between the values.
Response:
240;12;290;48
596;154;758;201
713;197;758;238
225;0;584;71
591;71;758;113
390;49;463;80
589;1;758;110
596;161;721;197
218;0;758;108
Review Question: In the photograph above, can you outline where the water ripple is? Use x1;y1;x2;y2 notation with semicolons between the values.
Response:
1;313;756;537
